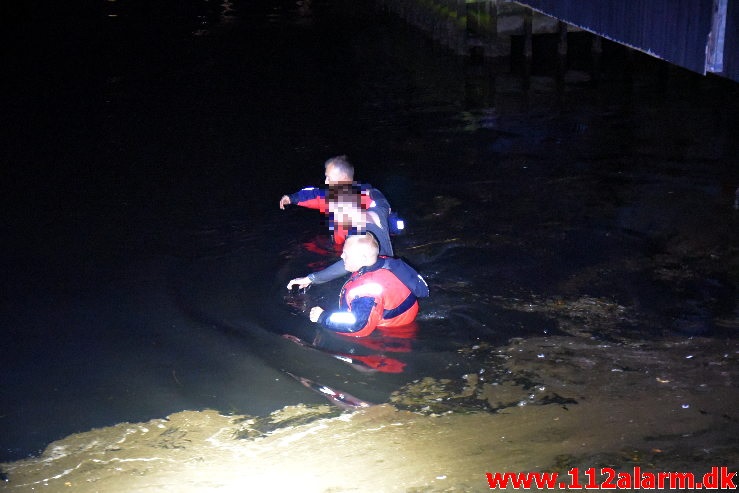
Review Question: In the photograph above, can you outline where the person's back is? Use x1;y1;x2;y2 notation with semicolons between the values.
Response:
307;235;428;338
336;259;419;336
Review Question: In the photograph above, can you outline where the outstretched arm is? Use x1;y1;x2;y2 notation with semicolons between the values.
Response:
282;188;328;212
286;259;349;291
307;259;350;284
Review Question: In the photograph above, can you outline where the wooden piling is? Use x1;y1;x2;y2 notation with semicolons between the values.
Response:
523;7;533;61
591;33;602;84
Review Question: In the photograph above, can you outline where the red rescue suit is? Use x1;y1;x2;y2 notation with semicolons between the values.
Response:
317;258;419;337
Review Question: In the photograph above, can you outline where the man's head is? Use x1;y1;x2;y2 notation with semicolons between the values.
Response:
341;234;379;272
324;155;354;185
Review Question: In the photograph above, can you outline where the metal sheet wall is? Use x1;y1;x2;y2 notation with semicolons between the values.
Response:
516;0;716;76
726;0;739;81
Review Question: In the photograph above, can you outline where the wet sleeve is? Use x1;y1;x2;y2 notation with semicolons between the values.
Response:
366;224;393;257
366;187;391;212
289;188;327;212
318;296;379;334
307;259;350;284
366;202;389;217
363;193;390;223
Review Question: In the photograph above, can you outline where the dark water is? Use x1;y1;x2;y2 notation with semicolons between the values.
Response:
2;0;737;462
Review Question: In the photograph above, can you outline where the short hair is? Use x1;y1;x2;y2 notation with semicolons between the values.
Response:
324;155;354;180
326;183;362;208
346;234;379;258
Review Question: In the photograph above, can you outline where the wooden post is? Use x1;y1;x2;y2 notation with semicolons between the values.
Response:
556;20;568;89
523;7;533;61
467;0;481;60
483;0;500;59
557;21;568;57
522;5;532;90
591;33;602;85
438;0;450;46
453;0;467;56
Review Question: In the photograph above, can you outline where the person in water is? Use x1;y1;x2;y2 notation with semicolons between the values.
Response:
278;155;391;246
307;234;428;337
286;185;393;288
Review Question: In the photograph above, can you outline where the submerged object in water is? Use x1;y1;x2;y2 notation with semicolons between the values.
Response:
284;371;372;410
283;333;379;372
282;333;405;373
331;354;405;373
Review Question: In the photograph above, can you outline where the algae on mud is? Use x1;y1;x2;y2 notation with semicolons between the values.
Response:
2;329;736;492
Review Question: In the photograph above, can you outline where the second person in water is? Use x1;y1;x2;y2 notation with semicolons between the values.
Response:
287;184;393;289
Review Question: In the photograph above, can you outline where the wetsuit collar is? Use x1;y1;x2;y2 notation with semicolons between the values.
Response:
356;258;384;276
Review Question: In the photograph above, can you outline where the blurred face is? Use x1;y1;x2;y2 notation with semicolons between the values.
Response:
324;164;351;185
341;238;367;272
328;198;362;227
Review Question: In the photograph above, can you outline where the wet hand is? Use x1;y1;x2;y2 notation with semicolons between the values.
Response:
287;277;312;290
279;195;291;209
309;306;324;322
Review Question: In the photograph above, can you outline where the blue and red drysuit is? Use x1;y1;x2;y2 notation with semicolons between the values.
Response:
287;184;391;246
317;257;429;337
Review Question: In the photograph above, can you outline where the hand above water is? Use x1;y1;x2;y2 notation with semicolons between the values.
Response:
287;277;312;290
279;195;291;209
309;306;324;322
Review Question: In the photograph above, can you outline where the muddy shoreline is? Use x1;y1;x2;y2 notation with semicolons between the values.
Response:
2;330;736;492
